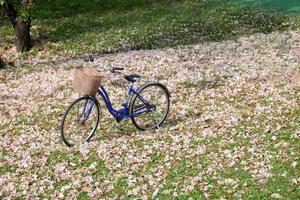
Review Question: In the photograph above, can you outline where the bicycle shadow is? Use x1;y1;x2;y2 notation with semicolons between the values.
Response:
91;118;138;141
91;112;181;142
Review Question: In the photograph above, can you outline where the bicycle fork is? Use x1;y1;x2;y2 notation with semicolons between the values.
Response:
78;97;96;124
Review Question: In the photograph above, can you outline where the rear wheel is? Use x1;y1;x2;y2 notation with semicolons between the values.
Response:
129;82;170;131
61;96;100;147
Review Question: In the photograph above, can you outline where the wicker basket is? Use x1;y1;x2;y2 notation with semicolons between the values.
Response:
73;67;103;96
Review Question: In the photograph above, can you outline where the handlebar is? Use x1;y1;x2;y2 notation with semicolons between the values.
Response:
95;67;124;74
111;67;124;73
83;55;124;74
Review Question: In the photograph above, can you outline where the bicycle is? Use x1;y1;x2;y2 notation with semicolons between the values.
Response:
60;56;170;147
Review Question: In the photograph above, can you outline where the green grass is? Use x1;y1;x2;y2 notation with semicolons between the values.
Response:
82;151;110;177
1;0;298;57
0;1;299;198
76;192;90;200
113;177;129;196
48;150;73;165
230;0;300;15
0;164;15;175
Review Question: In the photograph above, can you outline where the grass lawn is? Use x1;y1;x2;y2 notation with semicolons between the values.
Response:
231;0;300;15
0;0;300;199
1;29;300;199
1;0;299;58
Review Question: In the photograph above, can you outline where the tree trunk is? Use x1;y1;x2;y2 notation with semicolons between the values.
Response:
14;17;32;52
0;57;5;69
3;1;32;52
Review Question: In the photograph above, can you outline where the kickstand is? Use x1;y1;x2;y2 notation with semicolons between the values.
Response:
115;118;125;132
151;110;160;129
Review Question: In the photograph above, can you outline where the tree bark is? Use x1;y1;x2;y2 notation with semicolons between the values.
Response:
3;1;32;52
0;57;5;69
14;17;32;52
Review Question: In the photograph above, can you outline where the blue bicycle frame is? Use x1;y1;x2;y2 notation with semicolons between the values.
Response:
82;85;153;122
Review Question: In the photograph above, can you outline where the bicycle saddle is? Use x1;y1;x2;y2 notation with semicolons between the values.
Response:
124;74;141;83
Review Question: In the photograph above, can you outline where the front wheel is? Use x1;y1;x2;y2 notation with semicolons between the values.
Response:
61;96;100;147
129;82;170;131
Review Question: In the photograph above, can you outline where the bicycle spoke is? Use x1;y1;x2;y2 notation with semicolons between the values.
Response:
131;83;170;130
61;96;100;147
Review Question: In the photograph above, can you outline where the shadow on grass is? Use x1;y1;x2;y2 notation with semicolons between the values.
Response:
3;0;296;57
229;0;300;16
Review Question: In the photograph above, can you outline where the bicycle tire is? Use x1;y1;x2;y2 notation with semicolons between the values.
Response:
61;96;100;147
129;82;170;131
